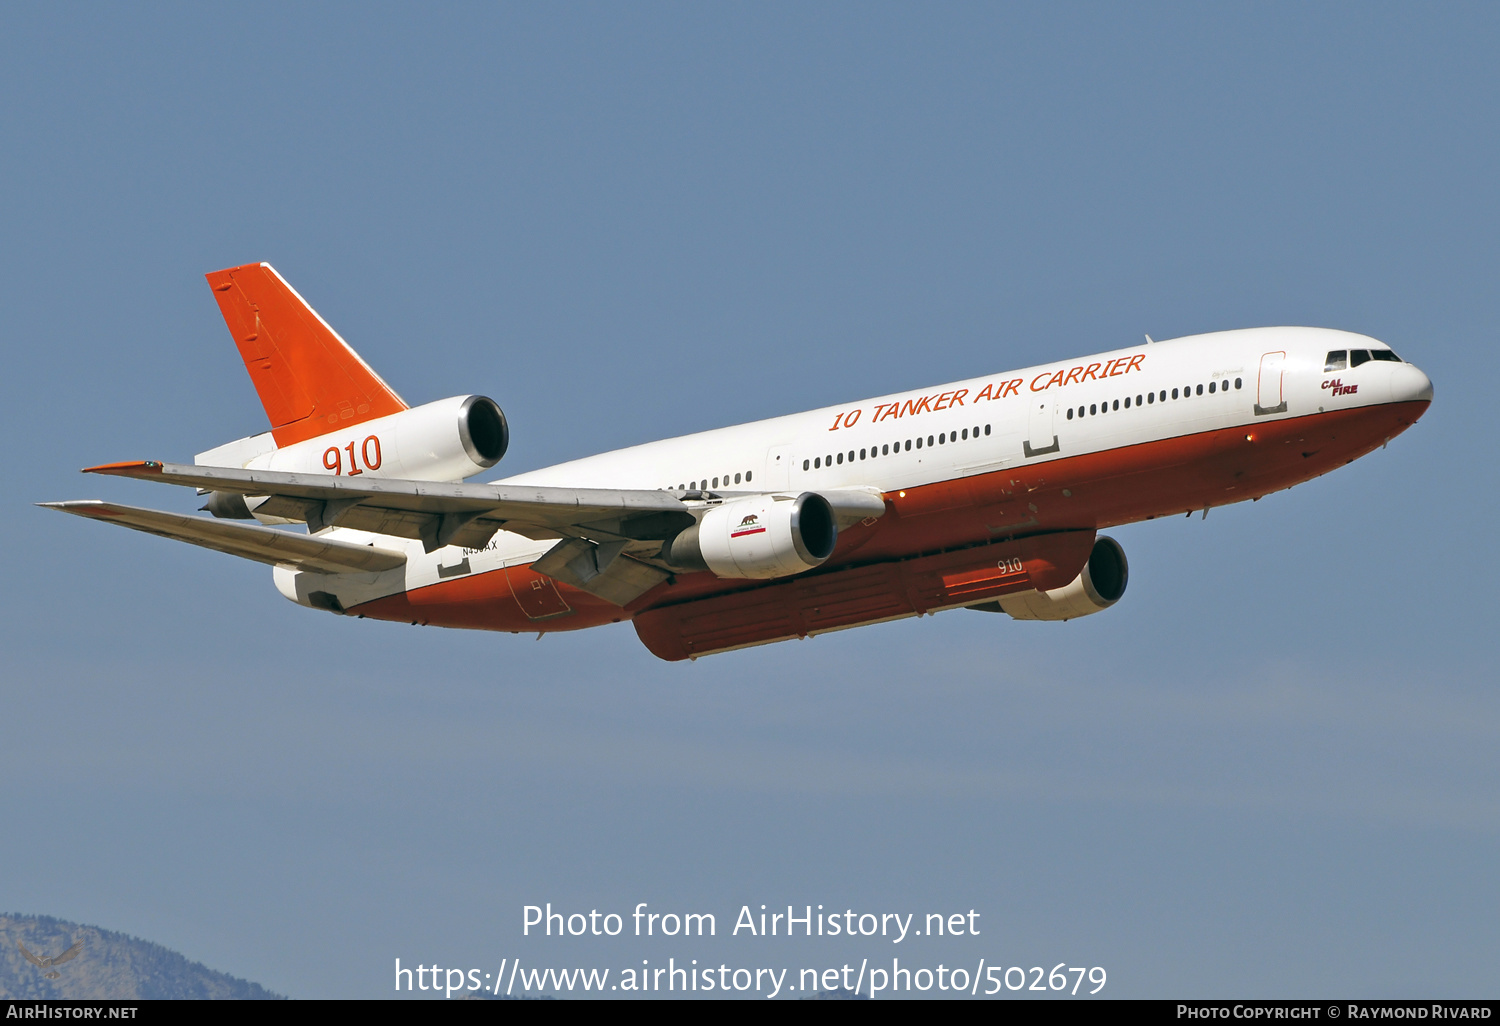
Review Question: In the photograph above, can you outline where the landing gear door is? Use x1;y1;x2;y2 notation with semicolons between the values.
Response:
1255;351;1288;415
1024;399;1059;458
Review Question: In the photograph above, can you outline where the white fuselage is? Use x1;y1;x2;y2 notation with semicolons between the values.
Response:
502;326;1428;494
275;325;1432;609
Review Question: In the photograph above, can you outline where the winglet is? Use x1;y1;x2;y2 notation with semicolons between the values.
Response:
205;263;408;447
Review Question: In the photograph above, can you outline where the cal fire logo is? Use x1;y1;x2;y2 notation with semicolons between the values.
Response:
731;514;766;539
1323;377;1358;397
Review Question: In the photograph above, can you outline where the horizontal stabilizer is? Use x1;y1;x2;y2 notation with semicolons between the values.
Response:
40;500;407;574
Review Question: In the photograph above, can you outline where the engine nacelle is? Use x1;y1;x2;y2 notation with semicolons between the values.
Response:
249;395;508;483
664;492;838;579
995;536;1128;620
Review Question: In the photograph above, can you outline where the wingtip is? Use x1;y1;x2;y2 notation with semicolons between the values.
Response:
82;460;163;476
39;500;119;516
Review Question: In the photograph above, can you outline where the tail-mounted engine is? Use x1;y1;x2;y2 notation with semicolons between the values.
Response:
252;394;507;483
200;395;508;521
663;492;838;579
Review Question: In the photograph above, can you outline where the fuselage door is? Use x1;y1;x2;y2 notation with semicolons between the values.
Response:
1024;399;1059;458
1255;351;1288;415
764;445;791;490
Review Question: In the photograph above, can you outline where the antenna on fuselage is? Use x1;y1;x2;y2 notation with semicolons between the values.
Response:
1144;334;1154;344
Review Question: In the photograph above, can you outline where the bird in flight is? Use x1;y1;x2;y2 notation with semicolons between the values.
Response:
19;940;82;978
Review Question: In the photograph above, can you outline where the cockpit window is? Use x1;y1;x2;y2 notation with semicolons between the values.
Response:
1350;349;1372;367
1371;349;1402;362
1324;350;1347;371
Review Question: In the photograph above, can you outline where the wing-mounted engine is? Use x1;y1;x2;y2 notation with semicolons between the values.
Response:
662;492;838;579
978;535;1128;620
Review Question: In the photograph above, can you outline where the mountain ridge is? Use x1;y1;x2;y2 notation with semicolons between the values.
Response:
0;914;282;1000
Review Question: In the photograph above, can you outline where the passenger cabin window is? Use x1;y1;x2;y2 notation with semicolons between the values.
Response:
1350;349;1372;367
1325;350;1348;371
1371;349;1402;362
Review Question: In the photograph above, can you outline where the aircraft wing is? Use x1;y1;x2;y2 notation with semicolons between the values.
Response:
82;461;699;552
71;462;889;608
40;500;408;574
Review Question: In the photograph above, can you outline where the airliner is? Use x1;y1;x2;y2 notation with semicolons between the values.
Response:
44;263;1433;660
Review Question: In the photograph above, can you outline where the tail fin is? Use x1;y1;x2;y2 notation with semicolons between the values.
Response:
205;263;407;447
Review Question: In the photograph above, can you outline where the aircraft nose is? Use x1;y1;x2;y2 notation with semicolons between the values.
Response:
1392;361;1434;403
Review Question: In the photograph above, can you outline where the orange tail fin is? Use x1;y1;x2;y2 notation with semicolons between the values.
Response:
205;263;408;447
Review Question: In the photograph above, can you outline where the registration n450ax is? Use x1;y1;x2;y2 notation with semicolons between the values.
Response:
45;263;1433;660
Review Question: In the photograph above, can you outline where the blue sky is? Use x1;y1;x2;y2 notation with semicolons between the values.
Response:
2;3;1496;998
